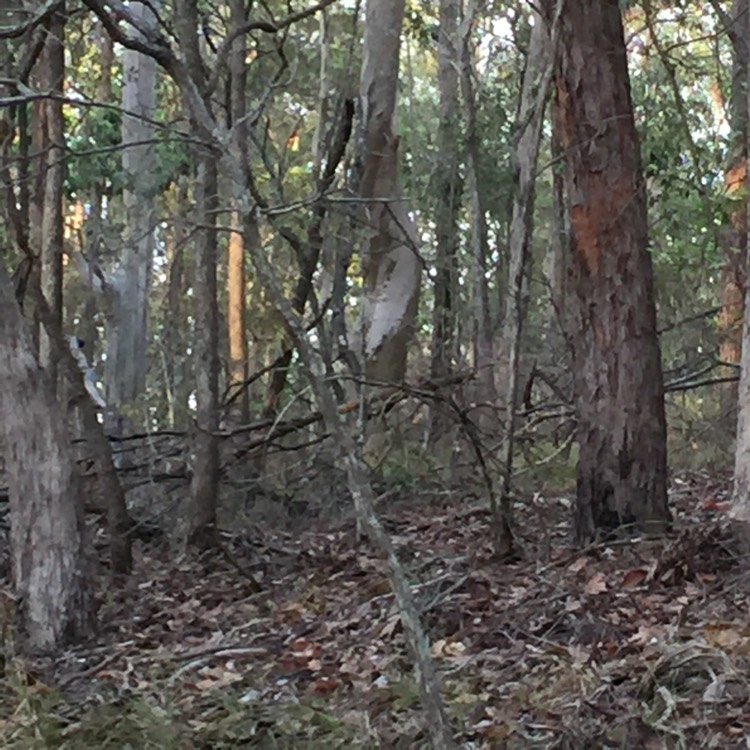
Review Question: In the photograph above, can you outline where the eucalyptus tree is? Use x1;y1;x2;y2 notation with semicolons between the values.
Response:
35;3;66;383
0;261;95;650
359;0;422;383
731;0;750;536
547;0;671;542
104;0;159;430
712;0;749;426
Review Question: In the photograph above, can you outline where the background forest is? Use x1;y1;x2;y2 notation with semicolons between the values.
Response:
2;0;750;748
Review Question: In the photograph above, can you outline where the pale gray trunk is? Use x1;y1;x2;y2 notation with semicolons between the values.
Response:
460;0;496;420
360;0;422;383
0;261;94;650
105;0;158;421
497;11;556;555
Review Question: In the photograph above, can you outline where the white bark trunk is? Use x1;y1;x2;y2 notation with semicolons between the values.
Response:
105;0;158;417
360;0;422;383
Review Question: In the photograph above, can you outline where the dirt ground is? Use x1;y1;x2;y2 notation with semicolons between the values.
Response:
1;471;749;748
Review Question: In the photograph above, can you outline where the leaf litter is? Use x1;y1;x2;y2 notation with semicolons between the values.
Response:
2;471;750;748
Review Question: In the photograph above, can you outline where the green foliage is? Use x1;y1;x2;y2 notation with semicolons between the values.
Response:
65;105;121;197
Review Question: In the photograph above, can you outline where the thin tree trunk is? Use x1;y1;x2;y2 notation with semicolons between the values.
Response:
0;260;95;650
264;98;353;414
226;0;249;424
227;216;249;423
549;0;670;543
184;152;220;546
38;3;65;384
460;0;496;425
731;0;750;534
429;0;461;402
497;10;555;558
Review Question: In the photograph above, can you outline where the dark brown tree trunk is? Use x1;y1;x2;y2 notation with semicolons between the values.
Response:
550;0;670;543
184;151;220;546
0;261;95;650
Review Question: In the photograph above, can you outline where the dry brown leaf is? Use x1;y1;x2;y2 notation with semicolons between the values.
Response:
584;573;608;595
622;568;648;589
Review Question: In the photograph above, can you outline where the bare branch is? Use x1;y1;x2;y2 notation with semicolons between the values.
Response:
206;0;341;95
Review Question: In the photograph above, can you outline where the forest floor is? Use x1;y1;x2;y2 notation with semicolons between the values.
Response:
1;472;750;749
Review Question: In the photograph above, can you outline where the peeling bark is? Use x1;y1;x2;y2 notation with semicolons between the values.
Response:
549;0;670;543
360;0;422;383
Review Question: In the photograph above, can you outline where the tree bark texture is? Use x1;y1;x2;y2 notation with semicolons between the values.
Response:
0;261;95;650
360;0;422;383
718;0;749;427
226;0;249;424
105;0;158;418
497;11;553;556
185;152;220;544
731;0;750;532
37;4;66;384
551;0;670;543
430;0;461;383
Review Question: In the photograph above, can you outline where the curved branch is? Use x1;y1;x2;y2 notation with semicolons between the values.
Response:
205;0;340;96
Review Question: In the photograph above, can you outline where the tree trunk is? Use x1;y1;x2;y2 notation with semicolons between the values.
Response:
460;0;496;427
429;0;461;387
184;152;220;545
497;11;554;557
718;0;748;430
550;0;670;543
226;0;250;425
227;217;249;423
38;4;66;385
360;0;422;383
731;0;750;533
105;0;158;425
0;261;95;651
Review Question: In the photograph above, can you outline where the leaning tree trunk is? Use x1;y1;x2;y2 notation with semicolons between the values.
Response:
0;261;95;650
549;0;671;543
360;0;422;383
